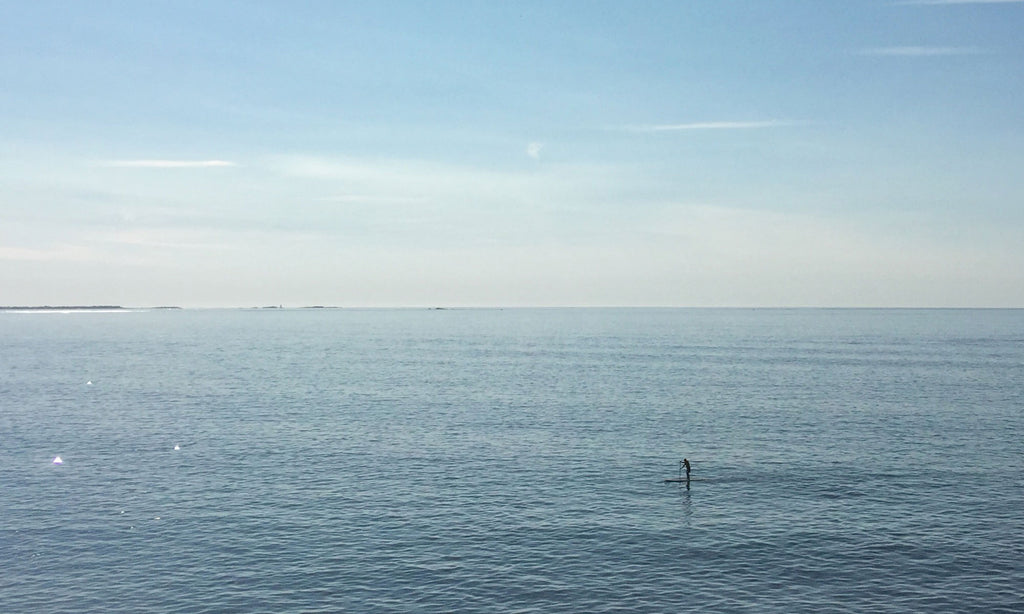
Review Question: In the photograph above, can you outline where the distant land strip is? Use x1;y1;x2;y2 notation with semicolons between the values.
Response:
1;305;125;310
1;305;183;310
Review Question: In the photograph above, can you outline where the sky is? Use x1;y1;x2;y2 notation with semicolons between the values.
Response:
2;0;1023;308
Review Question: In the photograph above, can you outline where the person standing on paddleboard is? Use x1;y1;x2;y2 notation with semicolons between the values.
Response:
682;458;691;481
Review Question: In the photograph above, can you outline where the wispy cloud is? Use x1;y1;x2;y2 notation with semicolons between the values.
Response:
625;120;794;132
527;142;544;159
859;46;984;56
102;160;238;168
0;244;96;262
271;156;631;211
94;229;234;251
315;194;428;205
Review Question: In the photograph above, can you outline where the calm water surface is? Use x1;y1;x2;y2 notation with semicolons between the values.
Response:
1;308;1022;612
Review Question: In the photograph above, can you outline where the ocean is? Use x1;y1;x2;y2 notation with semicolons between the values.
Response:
1;308;1022;613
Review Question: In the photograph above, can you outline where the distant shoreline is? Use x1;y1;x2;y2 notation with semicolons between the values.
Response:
2;305;1022;312
1;305;125;311
0;305;182;311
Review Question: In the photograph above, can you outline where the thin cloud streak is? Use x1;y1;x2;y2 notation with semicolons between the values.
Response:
0;244;96;262
858;46;985;56
315;194;428;205
625;120;795;132
103;160;238;168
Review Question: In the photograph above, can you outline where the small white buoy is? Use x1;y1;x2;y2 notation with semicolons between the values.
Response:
86;381;93;386
52;456;63;465
173;444;180;451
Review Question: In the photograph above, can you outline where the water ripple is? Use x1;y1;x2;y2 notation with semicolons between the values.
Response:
2;309;1022;612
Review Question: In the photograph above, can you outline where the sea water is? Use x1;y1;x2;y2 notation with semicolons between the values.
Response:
1;308;1021;613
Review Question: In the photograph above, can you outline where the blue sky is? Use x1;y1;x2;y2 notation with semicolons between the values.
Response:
2;0;1023;307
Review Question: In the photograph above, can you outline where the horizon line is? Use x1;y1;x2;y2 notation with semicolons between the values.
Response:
4;305;1021;311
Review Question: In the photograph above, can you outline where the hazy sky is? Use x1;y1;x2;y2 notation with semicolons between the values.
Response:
2;1;1023;307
